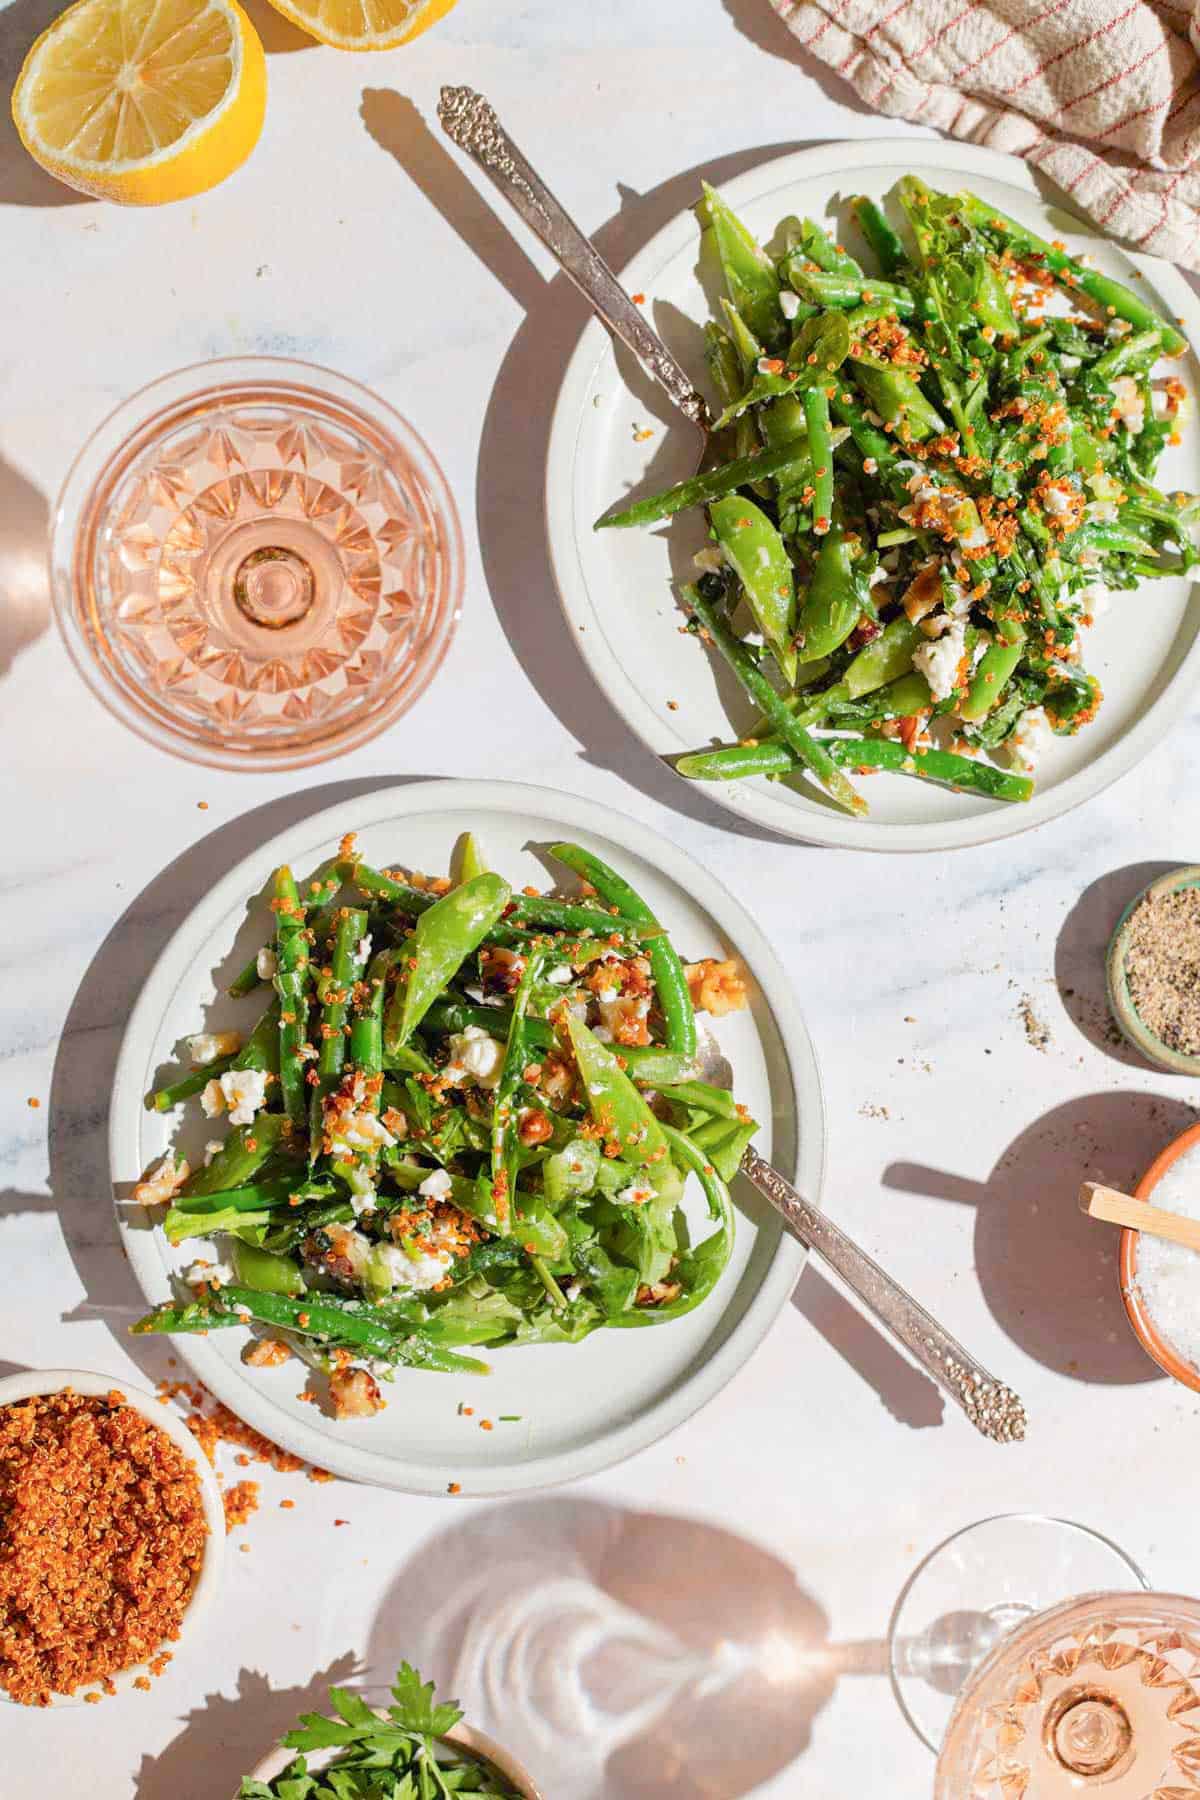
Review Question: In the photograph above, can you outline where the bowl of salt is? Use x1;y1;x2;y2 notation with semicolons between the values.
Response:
1121;1120;1200;1391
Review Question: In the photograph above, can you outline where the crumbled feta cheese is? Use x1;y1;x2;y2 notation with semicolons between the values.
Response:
779;289;801;320
200;1079;226;1119
545;965;573;986
184;1258;233;1289
418;1168;454;1200
592;1025;614;1042
218;1066;270;1126
350;1186;378;1219
1058;354;1082;373
946;581;972;618
203;1139;224;1167
374;1242;453;1293
959;524;989;549
447;1026;506;1090
595;983;620;1005
331;1110;395;1153
132;1153;190;1207
598;992;651;1038
1111;375;1145;437
867;564;892;587
617;1181;654;1207
1106;317;1132;339
693;544;726;575
1077;581;1112;618
1085;500;1120;523
187;1029;242;1067
1008;706;1054;772
1042;485;1073;518
256;947;278;981
355;934;372;965
912;619;967;702
564;1280;583;1303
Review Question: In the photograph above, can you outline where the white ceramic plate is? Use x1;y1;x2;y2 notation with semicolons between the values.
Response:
546;138;1200;851
112;781;823;1495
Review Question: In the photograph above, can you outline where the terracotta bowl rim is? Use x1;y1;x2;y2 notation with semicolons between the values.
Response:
1120;1120;1200;1392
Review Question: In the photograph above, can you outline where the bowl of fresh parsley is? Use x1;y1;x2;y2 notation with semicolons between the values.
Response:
237;1661;541;1798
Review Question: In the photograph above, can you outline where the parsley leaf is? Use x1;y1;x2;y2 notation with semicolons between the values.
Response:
388;1663;464;1738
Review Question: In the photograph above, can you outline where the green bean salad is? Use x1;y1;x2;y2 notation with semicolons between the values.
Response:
598;177;1197;816
239;1661;520;1798
133;835;755;1416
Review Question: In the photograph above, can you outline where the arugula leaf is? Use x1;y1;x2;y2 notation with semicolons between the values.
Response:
389;1663;464;1739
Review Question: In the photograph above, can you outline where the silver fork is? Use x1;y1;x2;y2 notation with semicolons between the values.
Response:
438;85;1027;1445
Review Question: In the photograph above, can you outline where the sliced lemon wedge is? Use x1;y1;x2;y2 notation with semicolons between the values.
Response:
262;0;456;52
11;0;266;205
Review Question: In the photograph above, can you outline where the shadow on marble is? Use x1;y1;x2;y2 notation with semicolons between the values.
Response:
359;91;813;841
44;775;434;1376
0;0;92;204
790;1263;946;1430
719;0;883;119
366;1495;868;1800
0;456;50;677
884;1088;1200;1385
1055;861;1186;1068
134;1654;359;1800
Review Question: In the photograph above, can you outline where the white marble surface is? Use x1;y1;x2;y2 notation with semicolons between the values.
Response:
2;0;1199;1793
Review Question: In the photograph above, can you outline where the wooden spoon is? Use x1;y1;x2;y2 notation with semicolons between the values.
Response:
1079;1181;1200;1252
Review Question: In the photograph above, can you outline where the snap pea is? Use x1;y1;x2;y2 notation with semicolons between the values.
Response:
701;180;783;349
384;873;511;1051
798;523;863;658
605;1124;733;1328
547;840;698;1058
455;831;488;884
790;267;916;318
797;216;863;278
564;1013;672;1177
231;1238;305;1296
685;583;868;816
708;495;797;682
960;619;1026;722
851;361;945;440
852;196;906;275
179;1114;297;1198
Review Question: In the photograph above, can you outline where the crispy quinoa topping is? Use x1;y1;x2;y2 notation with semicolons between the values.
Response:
0;1389;208;1706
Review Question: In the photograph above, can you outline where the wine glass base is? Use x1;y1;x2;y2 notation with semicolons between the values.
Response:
889;1514;1148;1752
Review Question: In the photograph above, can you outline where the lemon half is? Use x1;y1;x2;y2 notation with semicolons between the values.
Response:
12;0;266;205
262;0;456;53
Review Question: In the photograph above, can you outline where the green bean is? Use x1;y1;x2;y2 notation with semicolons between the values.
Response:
802;383;836;531
684;584;867;816
548;840;698;1058
226;870;340;997
146;1053;237;1113
790;267;916;317
595;438;816;531
798;216;863;277
231;1239;305;1296
1089;328;1163;385
309;907;368;1153
272;866;311;1129
490;947;545;1235
824;735;1033;801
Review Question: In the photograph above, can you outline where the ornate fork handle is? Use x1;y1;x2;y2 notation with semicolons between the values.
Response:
741;1148;1027;1444
437;85;709;429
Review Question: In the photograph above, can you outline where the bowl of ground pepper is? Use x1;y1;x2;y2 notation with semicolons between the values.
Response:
1107;866;1200;1075
0;1369;224;1707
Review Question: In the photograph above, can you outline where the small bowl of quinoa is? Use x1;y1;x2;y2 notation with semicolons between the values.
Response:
1107;866;1200;1075
0;1369;225;1707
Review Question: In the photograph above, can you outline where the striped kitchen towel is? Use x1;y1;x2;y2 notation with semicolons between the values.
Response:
767;0;1200;267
